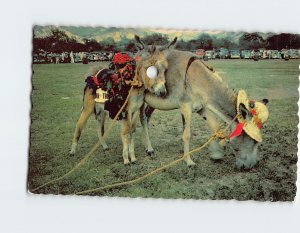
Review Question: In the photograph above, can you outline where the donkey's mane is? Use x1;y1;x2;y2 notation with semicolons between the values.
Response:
200;61;237;117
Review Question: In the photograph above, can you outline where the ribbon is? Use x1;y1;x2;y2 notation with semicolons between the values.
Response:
228;122;244;139
92;75;100;86
112;53;134;64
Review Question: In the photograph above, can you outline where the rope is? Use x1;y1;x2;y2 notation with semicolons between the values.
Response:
75;115;238;195
31;86;135;192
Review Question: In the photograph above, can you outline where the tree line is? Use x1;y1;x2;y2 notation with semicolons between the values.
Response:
33;29;300;53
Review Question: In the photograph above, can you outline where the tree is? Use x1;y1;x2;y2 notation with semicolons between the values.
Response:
48;29;72;52
33;28;87;53
189;34;213;50
239;33;266;50
83;39;102;52
101;37;117;52
115;37;136;52
69;38;86;52
266;33;300;50
175;39;190;51
143;33;169;45
124;41;137;52
212;37;238;49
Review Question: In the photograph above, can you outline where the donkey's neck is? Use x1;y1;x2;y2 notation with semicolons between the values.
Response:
207;77;237;120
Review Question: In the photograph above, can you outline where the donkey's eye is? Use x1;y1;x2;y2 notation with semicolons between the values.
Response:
146;66;158;79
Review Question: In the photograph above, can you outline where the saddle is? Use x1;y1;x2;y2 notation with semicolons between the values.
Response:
84;59;136;120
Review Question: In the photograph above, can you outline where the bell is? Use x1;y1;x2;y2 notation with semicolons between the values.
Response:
95;88;108;103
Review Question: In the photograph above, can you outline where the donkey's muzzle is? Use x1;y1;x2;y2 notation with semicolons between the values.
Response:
155;86;167;97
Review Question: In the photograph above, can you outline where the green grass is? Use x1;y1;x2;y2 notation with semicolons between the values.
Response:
29;60;299;201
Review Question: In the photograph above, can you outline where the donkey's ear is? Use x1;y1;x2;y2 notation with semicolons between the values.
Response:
262;99;269;105
167;37;177;49
135;63;143;84
134;35;145;50
148;44;156;53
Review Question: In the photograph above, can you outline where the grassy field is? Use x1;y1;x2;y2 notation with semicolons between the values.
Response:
29;59;299;201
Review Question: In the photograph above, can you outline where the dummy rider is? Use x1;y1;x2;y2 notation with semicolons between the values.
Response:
84;52;137;120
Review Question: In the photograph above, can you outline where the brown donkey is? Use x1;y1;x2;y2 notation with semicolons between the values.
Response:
140;47;269;169
71;36;269;169
69;36;177;164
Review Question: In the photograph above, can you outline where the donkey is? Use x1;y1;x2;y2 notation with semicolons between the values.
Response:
69;37;176;164
134;39;269;169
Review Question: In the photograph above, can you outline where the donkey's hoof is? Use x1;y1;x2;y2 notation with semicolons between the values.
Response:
235;154;258;170
146;149;155;156
235;158;257;170
209;153;224;160
123;159;130;165
186;160;196;166
102;146;109;151
70;143;77;156
131;158;137;164
211;158;223;164
235;161;256;170
69;151;75;156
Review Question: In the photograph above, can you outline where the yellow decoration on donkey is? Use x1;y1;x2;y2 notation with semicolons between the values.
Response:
95;88;108;103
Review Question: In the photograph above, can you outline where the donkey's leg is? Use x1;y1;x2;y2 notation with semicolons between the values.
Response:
235;135;259;169
70;89;95;155
121;118;131;165
144;105;155;123
130;110;139;134
95;105;109;150
128;111;139;163
180;103;195;166
202;110;225;160
129;133;136;163
140;105;155;156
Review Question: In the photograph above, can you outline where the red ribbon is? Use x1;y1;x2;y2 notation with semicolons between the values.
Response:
228;122;244;139
92;75;100;86
112;53;134;64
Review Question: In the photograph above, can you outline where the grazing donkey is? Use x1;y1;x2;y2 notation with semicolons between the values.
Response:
71;35;269;169
69;37;177;164
138;47;269;169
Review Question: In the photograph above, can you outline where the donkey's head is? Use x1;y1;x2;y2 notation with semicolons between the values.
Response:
134;35;177;97
229;90;269;169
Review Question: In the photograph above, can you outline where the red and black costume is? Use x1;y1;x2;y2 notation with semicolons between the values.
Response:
84;53;136;120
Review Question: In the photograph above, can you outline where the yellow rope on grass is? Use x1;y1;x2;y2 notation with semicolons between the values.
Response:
31;86;135;192
32;76;238;195
75;116;238;195
75;136;216;195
